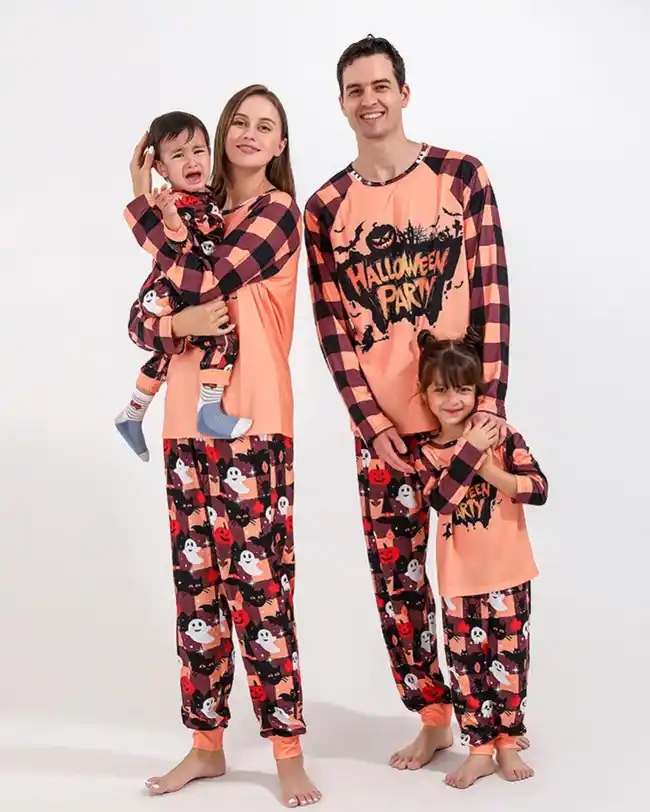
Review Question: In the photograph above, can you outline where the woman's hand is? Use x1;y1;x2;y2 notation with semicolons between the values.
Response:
130;132;154;198
171;300;233;338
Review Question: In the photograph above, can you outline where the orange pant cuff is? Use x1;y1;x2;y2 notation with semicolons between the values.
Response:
270;735;302;760
419;702;452;727
192;728;224;751
470;742;495;756
495;734;520;751
136;374;163;396
200;370;231;386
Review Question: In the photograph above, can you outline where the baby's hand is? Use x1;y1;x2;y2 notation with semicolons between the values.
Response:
151;185;183;231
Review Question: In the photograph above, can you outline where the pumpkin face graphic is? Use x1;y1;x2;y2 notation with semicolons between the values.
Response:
367;223;397;251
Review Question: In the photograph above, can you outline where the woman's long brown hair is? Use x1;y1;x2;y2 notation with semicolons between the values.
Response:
209;84;296;209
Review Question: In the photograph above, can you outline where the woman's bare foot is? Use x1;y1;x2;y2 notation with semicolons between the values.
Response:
390;725;453;770
445;754;495;789
276;755;322;807
144;748;226;795
496;749;535;781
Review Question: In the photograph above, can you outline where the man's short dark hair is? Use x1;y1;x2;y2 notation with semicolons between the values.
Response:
146;111;210;159
337;35;406;93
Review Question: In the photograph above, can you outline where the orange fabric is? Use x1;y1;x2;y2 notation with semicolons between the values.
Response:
419;703;453;727
136;372;163;396
270;736;303;760
199;369;232;386
192;728;224;751
470;742;495;756
424;434;538;597
163;203;298;439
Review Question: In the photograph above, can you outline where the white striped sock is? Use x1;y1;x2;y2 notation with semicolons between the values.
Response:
199;384;224;406
124;389;154;422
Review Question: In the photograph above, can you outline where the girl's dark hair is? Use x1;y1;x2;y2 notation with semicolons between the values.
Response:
337;34;406;92
210;84;295;209
417;327;485;395
146;112;210;160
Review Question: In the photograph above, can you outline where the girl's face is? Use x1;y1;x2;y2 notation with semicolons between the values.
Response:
225;94;286;174
425;375;477;429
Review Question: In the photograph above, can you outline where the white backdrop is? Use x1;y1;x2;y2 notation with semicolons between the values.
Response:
1;1;648;809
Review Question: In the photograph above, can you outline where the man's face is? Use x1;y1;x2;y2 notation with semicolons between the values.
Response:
339;54;409;141
156;129;211;192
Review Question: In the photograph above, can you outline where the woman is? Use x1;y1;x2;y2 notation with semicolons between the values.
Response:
126;85;321;808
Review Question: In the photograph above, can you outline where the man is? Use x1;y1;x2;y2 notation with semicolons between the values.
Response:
305;35;523;773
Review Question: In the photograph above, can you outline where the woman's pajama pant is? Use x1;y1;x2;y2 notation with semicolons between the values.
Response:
165;434;304;759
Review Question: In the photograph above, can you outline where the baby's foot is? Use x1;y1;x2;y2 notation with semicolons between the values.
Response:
390;725;453;770
496;748;535;781
276;755;322;807
115;415;149;461
197;403;252;439
445;754;495;789
144;748;226;795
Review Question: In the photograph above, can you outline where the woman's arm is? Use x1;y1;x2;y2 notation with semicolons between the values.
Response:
124;191;301;304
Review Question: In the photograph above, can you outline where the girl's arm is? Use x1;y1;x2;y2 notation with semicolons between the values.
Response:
415;439;488;515
480;429;548;504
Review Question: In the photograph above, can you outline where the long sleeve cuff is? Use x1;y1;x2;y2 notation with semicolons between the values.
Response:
158;315;186;355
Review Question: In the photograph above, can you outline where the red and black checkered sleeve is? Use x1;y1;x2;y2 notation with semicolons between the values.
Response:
304;196;394;446
504;429;548;505
416;440;487;515
463;161;510;419
124;192;300;304
127;265;186;355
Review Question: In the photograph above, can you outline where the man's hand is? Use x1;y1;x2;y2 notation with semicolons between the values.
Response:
151;185;183;232
371;427;414;475
466;411;507;445
130;132;154;198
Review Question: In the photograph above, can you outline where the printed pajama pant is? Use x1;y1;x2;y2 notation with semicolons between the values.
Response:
442;583;531;751
165;434;304;756
355;434;452;724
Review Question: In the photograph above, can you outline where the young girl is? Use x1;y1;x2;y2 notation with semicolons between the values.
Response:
414;329;547;789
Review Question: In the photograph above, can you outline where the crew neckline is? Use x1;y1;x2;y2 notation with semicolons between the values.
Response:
348;143;428;187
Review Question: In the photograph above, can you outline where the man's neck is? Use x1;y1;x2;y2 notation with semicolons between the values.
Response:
226;167;273;208
353;132;423;184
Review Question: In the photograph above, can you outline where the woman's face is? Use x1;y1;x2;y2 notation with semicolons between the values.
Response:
225;94;286;172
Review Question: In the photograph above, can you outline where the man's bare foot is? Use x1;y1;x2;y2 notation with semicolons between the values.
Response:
276;755;322;807
496;748;535;781
390;725;453;770
445;754;495;789
144;748;226;795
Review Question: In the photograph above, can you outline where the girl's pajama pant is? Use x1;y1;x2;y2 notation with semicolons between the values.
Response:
165;434;304;759
442;583;530;752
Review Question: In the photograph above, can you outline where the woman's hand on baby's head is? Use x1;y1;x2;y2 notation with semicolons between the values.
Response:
130;132;154;197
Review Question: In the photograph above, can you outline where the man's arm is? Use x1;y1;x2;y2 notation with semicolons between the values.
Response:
464;161;510;419
124;191;300;304
304;201;393;447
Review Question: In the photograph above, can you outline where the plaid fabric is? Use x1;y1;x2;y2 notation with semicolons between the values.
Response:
166;435;305;738
504;430;548;505
443;583;531;747
305;147;511;445
417;438;487;515
125;191;301;305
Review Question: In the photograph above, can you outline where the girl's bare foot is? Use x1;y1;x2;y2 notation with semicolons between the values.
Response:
276;755;322;807
390;725;453;770
144;748;226;795
445;754;495;789
496;748;535;781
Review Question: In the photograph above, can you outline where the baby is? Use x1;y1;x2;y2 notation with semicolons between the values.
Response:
115;111;251;461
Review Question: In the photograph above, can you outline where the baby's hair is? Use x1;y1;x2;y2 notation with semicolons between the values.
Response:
417;327;485;395
146;111;210;160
